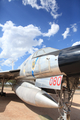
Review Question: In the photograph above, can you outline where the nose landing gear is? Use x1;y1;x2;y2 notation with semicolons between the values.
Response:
57;76;79;120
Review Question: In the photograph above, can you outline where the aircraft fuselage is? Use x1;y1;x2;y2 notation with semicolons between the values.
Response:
19;45;80;80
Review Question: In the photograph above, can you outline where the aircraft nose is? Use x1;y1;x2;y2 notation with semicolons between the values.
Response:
58;45;80;75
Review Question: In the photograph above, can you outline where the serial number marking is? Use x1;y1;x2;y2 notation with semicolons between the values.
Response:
49;76;62;86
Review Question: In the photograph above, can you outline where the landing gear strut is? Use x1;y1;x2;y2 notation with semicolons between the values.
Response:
56;76;79;120
0;78;6;97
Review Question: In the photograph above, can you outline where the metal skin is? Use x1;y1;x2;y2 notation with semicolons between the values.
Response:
18;45;80;80
19;53;62;80
13;82;58;108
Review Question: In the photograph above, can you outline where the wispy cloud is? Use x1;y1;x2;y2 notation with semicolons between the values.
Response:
62;28;70;39
62;23;78;39
8;0;11;2
71;23;77;32
8;0;62;19
43;22;59;37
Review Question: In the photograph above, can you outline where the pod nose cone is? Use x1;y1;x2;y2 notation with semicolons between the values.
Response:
58;45;80;75
35;92;58;108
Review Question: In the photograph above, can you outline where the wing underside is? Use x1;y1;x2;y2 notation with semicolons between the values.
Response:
0;69;20;82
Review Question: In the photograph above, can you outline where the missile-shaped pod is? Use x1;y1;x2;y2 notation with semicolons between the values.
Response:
13;82;58;108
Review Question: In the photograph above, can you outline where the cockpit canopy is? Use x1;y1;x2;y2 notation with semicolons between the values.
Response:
32;47;59;58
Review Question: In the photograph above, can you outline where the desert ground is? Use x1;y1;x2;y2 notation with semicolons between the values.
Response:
0;87;80;120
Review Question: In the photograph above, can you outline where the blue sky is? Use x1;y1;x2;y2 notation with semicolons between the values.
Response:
0;0;80;71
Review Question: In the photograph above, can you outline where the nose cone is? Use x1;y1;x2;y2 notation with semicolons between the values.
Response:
35;92;58;108
58;45;80;75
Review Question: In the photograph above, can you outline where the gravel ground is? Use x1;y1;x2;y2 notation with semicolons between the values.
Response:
0;87;80;120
